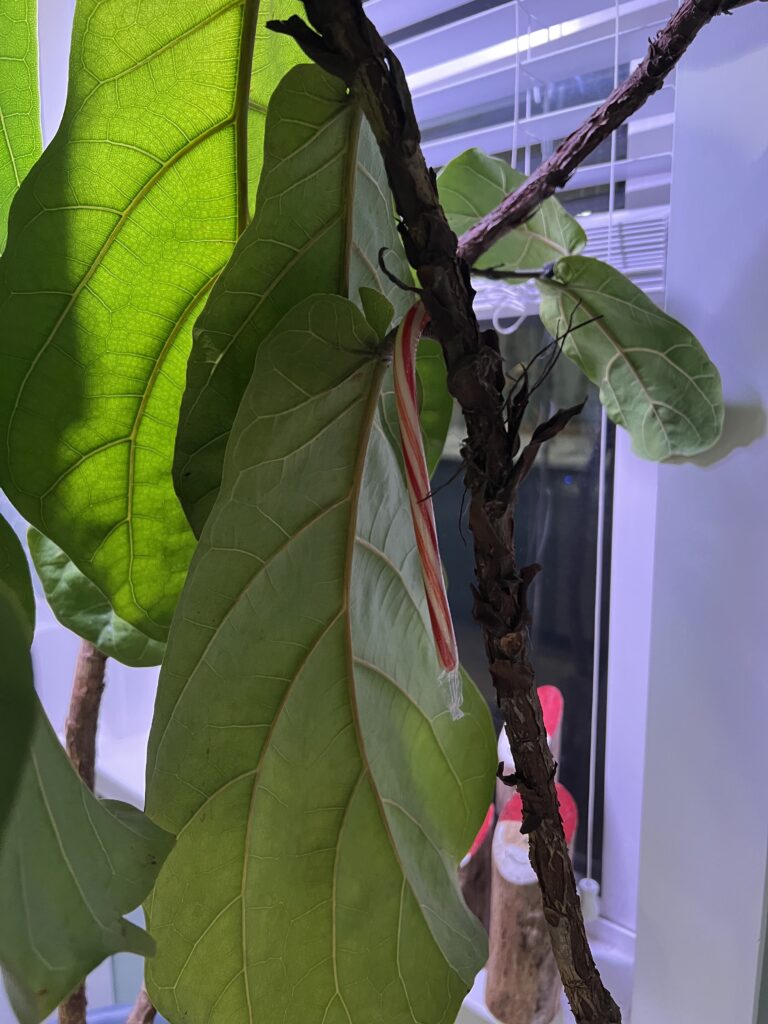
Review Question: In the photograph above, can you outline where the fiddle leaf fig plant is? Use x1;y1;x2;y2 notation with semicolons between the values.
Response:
0;1;731;1023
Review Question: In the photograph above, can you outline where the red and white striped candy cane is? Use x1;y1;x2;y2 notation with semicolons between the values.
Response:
393;300;463;719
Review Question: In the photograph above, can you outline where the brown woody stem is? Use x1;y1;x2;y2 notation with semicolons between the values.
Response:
127;984;157;1024
58;641;107;1024
458;0;755;266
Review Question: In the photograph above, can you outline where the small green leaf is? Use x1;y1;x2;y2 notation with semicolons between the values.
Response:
0;581;35;836
537;256;724;460
0;696;173;1024
0;0;302;640
174;64;414;535
0;0;41;251
359;286;395;340
28;529;165;667
0;513;34;644
438;148;586;271
146;294;495;1024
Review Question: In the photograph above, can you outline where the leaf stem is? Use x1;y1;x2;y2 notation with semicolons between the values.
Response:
127;984;157;1024
58;640;107;1024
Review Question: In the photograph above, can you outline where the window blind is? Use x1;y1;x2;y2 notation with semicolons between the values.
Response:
367;0;674;309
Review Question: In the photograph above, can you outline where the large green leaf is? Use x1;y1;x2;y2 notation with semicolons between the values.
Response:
0;0;41;251
438;148;586;271
28;528;165;667
0;699;173;1024
0;581;35;837
0;0;302;640
537;256;724;460
0;512;34;643
173;63;415;535
146;294;495;1024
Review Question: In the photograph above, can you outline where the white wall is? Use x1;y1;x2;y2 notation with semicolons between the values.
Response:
632;10;768;1023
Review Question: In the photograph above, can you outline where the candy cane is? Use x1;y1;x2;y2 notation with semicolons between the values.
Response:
393;300;463;720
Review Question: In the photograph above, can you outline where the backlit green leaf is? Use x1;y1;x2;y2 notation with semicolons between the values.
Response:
0;512;34;644
438;148;586;271
0;0;301;640
146;294;495;1024
0;0;41;251
0;581;35;837
28;528;165;667
538;256;724;460
173;64;415;535
0;697;173;1023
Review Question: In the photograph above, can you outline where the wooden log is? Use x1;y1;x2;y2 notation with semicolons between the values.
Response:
459;803;495;930
485;784;578;1024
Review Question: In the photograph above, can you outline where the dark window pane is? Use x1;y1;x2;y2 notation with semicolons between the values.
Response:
432;315;614;878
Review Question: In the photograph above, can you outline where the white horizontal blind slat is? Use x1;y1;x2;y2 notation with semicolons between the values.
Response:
411;19;672;129
364;0;461;36
386;0;669;75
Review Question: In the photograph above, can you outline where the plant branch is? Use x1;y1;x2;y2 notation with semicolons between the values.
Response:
458;0;762;266
271;5;621;1022
58;640;107;1024
127;984;157;1024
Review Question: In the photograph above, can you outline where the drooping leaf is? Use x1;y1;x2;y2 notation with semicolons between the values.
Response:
173;63;415;535
0;0;302;640
0;701;173;1024
146;294;495;1024
537;256;724;460
28;528;164;667
0;513;34;643
0;582;35;837
438;148;586;271
0;0;41;251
